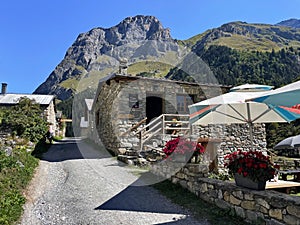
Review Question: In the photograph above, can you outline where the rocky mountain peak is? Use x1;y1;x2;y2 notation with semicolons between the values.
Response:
119;15;171;39
34;15;175;100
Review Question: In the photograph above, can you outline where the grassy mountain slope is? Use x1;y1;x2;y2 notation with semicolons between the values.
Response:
187;21;300;52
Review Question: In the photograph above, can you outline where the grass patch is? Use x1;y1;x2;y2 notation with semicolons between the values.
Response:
0;146;39;225
291;192;300;196
152;180;251;225
59;78;79;90
183;30;210;47
0;137;51;225
128;61;173;78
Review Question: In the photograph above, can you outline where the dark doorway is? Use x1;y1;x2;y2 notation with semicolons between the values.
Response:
146;94;163;124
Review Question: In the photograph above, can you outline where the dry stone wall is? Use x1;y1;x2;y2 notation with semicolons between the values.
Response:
151;163;300;225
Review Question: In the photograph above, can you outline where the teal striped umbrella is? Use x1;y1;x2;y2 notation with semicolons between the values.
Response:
248;80;300;107
189;88;300;149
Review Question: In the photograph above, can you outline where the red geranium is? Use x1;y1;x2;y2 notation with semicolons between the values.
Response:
163;137;205;162
224;149;276;182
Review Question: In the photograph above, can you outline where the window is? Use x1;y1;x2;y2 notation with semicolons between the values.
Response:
129;94;139;109
176;94;194;113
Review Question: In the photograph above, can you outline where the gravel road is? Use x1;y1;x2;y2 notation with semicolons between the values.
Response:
19;138;211;225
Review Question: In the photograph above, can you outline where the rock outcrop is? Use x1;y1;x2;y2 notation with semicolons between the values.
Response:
34;15;178;100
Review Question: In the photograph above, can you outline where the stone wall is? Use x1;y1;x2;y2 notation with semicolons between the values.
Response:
94;79;122;153
43;100;57;134
151;163;300;225
192;123;267;172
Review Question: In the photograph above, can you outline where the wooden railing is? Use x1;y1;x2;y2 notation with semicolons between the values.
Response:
162;114;190;136
136;114;190;151
120;117;147;137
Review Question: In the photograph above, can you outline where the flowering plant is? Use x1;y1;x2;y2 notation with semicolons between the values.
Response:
224;150;276;182
163;137;205;161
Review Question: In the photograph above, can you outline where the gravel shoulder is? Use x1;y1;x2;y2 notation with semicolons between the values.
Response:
19;138;210;225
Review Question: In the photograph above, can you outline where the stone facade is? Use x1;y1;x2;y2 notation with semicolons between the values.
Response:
93;74;229;154
42;100;57;135
151;163;300;225
192;123;267;173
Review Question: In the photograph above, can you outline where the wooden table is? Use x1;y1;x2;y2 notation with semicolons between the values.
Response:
279;170;300;182
266;180;300;193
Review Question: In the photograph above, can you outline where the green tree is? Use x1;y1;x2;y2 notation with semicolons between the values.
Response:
1;97;48;142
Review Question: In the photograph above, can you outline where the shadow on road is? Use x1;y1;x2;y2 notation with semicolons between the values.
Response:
41;137;113;162
154;220;198;225
95;185;187;214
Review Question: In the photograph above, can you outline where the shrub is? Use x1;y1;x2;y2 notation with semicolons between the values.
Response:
1;97;48;142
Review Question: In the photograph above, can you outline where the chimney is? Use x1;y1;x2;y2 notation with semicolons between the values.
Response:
118;58;128;75
1;83;7;95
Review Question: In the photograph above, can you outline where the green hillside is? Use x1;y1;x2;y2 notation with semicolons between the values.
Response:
188;22;300;52
128;61;173;78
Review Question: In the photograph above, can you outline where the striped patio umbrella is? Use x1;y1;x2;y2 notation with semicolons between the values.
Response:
248;80;300;107
189;87;300;149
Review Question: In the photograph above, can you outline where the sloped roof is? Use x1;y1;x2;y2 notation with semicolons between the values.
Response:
0;94;55;105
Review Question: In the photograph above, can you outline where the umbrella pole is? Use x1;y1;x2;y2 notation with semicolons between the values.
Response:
247;103;254;150
249;122;254;150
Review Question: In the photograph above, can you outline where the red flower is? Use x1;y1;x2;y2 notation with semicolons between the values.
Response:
163;137;205;162
237;167;243;174
224;150;276;182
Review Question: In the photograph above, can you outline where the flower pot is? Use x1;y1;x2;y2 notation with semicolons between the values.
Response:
234;173;266;190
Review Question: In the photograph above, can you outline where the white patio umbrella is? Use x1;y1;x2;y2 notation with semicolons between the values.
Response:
189;88;300;149
230;83;273;92
274;134;300;150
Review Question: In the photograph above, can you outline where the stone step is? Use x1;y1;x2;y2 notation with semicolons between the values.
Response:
143;145;164;154
125;150;138;156
117;155;138;164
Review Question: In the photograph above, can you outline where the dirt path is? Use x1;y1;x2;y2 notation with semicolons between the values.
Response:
19;138;210;225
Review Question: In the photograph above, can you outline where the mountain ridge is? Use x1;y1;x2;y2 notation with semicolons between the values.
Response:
34;16;300;100
34;15;176;100
276;18;300;28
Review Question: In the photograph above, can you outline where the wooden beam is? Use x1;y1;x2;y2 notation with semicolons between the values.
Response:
61;119;72;122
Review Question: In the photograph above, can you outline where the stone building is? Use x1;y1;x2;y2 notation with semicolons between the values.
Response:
0;83;58;135
91;73;270;171
92;73;229;154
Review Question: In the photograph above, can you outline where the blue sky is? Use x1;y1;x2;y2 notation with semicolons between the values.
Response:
0;0;299;94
